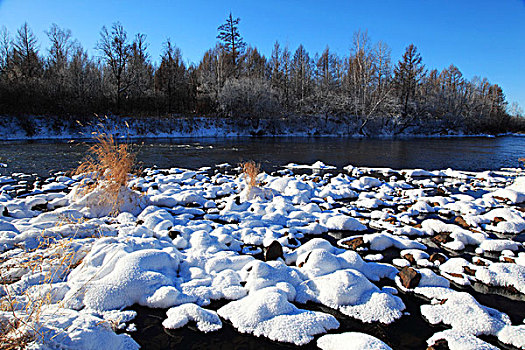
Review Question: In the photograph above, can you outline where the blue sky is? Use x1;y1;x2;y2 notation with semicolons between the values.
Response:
0;0;524;109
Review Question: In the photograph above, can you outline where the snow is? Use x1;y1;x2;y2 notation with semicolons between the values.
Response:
2;160;525;348
317;332;392;350
296;269;405;324
475;262;525;294
217;287;339;345
163;303;222;332
427;330;499;350
421;292;510;337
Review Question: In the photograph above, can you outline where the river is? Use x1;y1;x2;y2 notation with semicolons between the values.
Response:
1;135;525;176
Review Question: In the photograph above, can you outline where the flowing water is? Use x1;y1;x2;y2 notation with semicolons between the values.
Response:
1;135;525;176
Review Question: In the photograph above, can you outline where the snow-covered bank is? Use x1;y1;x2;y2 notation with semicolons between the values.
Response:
1;162;525;349
0;114;507;140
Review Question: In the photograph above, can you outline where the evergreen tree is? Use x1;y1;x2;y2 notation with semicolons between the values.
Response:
12;22;42;79
393;44;426;117
217;12;246;67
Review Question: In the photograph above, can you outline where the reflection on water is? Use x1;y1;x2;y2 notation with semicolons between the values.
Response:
1;136;525;176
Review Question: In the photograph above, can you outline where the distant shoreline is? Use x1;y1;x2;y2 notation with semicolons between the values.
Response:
0;114;521;142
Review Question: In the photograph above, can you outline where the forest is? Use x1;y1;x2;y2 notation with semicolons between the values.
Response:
0;14;523;135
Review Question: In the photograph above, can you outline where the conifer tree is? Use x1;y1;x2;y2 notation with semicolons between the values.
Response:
217;12;246;67
393;44;426;117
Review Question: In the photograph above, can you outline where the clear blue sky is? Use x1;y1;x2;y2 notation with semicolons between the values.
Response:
0;0;524;110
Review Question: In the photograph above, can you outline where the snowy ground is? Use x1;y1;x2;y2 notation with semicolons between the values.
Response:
1;162;525;349
0;114;510;141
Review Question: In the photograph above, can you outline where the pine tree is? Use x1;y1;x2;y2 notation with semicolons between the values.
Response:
217;12;246;67
393;44;426;117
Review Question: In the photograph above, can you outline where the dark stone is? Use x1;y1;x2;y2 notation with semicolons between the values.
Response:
341;237;366;250
31;203;48;212
265;241;284;261
436;187;447;196
385;217;396;224
473;259;487;266
2;207;8;217
287;237;299;246
234;196;242;205
493;217;505;225
185;202;201;208
454;216;470;229
403;253;416;264
429;253;447;264
431;232;452;245
136;219;144;226
398;266;421;289
463;266;476;276
427;338;449;350
168;230;181;240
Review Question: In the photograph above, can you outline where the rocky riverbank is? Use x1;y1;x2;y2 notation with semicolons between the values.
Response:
1;162;524;349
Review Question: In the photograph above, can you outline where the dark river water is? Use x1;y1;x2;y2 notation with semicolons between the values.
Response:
1;135;525;176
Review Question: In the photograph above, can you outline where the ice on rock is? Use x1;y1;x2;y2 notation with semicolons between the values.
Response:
204;254;254;274
324;214;367;231
162;303;222;333
421;292;511;337
475;262;525;294
427;330;499;350
144;286;195;308
217;287;339;345
297;246;397;281
241;260;305;293
479;239;520;252
297;269;405;324
482;207;525;233
317;332;392;350
65;237;182;311
497;324;525;349
19;306;139;350
486;177;525;204
285;237;343;264
439;258;474;286
340;232;426;251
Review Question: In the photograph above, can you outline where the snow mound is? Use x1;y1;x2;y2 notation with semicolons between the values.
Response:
427;329;498;350
296;269;405;324
65;237;182;311
162;303;222;332
218;287;339;345
317;332;392;350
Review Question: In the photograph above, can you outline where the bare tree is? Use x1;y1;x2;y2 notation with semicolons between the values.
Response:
155;38;188;113
46;24;73;71
97;22;131;111
0;27;10;75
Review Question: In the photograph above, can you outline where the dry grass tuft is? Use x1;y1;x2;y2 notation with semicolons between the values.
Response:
74;133;136;214
241;161;260;188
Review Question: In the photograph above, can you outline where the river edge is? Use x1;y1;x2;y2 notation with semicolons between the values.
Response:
1;114;523;142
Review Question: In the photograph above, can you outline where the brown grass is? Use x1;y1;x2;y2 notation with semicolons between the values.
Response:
241;161;260;188
74;133;136;213
0;234;86;349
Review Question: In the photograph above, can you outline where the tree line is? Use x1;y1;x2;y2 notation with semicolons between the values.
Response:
0;15;522;134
